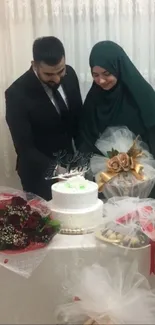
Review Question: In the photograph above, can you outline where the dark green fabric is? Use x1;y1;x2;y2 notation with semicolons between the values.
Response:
78;41;155;154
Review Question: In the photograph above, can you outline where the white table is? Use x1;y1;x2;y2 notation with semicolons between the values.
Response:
0;233;154;324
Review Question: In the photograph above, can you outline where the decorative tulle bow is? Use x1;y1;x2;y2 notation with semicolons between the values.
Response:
57;261;155;324
98;136;146;192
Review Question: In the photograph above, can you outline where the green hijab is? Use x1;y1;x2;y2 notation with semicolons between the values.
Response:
79;41;155;153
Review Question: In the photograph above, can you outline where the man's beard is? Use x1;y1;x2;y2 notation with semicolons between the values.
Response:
44;78;64;91
47;81;61;91
35;69;64;90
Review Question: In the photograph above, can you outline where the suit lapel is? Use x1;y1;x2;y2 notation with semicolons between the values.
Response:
27;66;75;117
27;67;61;118
27;67;51;101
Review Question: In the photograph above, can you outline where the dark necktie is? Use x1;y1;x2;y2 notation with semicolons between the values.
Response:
53;88;68;118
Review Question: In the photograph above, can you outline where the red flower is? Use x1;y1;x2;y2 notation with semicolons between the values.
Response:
42;227;54;236
0;210;5;226
0;217;4;227
35;226;56;243
7;213;21;228
5;202;31;229
11;196;27;207
24;212;42;230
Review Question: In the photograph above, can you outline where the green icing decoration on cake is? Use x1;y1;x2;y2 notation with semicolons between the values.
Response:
64;181;86;190
65;183;71;188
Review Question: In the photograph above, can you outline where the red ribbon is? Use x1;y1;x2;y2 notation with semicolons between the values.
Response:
150;239;155;274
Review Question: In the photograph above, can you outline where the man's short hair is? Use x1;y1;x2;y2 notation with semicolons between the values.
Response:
33;36;65;66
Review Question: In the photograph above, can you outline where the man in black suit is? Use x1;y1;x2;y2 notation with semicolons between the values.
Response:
5;37;82;200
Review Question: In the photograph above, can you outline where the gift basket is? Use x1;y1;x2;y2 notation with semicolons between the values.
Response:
56;259;155;324
90;126;155;198
95;196;155;273
0;187;60;277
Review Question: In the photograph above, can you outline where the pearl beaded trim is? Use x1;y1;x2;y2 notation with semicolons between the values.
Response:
60;228;93;235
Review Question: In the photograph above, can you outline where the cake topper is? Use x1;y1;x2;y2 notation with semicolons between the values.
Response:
44;150;93;181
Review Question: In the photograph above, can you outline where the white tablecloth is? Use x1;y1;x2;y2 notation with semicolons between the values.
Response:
0;233;154;324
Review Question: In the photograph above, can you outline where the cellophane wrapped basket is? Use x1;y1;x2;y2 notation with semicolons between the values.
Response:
56;258;155;324
95;196;155;273
90;127;155;198
0;187;60;277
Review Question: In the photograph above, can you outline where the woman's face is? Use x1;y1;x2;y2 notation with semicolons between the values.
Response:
92;66;117;90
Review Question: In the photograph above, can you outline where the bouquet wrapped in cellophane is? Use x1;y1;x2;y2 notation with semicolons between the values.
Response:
56;258;155;324
95;196;155;273
0;187;60;277
90;126;155;198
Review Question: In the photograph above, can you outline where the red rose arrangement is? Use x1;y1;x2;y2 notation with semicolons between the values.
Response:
0;195;60;251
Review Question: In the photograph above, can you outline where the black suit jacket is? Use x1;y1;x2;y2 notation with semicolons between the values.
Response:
5;65;82;183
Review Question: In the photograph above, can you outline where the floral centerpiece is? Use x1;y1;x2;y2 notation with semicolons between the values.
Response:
0;187;60;277
90;126;155;198
56;259;155;324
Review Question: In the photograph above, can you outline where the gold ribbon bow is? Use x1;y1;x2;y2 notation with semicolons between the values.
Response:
98;136;146;192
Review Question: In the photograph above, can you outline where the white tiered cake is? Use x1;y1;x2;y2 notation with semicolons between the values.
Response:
49;176;103;234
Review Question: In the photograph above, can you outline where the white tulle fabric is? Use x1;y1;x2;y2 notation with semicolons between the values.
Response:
1;0;155;188
91;127;155;198
100;196;155;242
57;259;155;324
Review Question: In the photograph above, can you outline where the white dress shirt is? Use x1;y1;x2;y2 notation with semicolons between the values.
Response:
33;68;76;152
33;69;68;114
42;83;68;115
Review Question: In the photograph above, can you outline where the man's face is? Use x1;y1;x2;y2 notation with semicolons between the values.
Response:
32;56;66;89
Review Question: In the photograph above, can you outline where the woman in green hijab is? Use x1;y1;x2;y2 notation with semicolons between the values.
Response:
77;41;155;157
